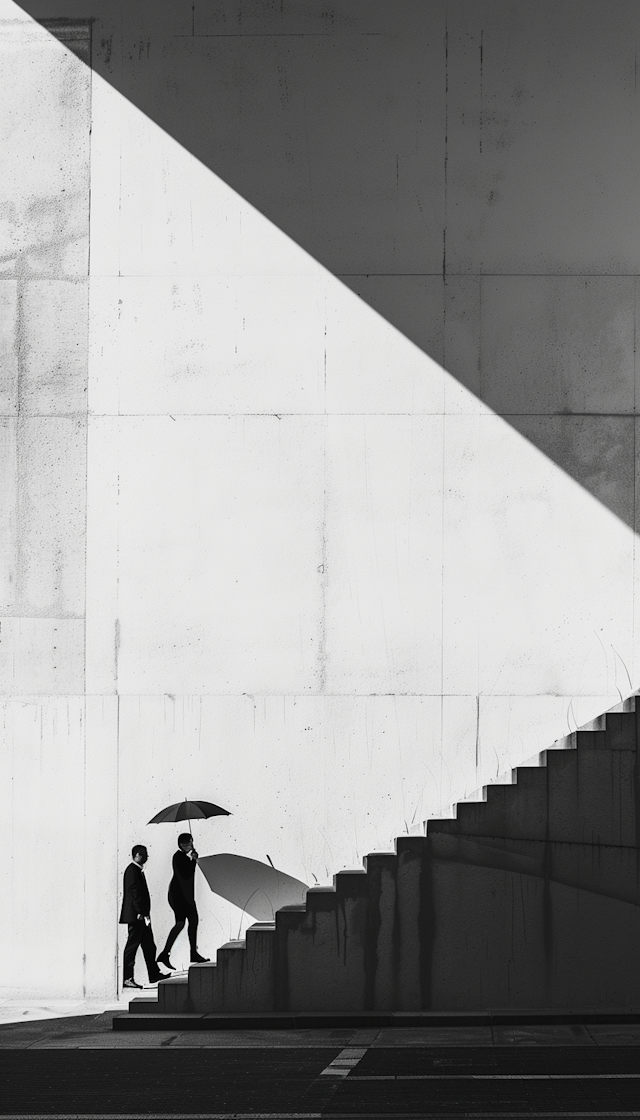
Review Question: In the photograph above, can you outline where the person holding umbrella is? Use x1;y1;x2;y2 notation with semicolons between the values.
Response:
157;833;210;970
148;798;230;970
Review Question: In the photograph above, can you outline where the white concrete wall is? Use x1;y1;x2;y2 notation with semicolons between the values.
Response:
0;15;91;997
2;0;640;996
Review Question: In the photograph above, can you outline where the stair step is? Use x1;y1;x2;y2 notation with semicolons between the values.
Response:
606;711;637;750
306;885;339;910
575;730;606;751
115;1007;640;1031
127;996;159;1014
333;869;368;896
157;973;190;1013
426;816;457;835
187;959;218;1014
206;926;276;1014
275;902;307;934
395;835;428;857
245;921;275;945
119;688;640;1019
362;852;397;872
513;766;547;788
214;941;246;968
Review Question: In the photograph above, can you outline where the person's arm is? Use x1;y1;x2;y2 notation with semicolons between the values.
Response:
128;867;148;918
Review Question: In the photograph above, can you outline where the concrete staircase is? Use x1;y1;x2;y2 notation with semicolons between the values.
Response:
129;697;640;1015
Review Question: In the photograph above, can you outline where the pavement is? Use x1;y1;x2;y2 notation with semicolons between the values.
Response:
0;999;134;1028
2;1005;640;1117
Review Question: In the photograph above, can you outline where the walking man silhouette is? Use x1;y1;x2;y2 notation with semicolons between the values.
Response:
120;845;170;989
157;833;209;969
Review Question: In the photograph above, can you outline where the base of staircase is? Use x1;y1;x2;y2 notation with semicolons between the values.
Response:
113;1007;640;1031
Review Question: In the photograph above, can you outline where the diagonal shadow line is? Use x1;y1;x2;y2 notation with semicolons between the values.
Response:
14;1;638;534
430;832;640;909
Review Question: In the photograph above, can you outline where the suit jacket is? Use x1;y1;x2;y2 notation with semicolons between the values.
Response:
119;862;151;924
168;849;197;913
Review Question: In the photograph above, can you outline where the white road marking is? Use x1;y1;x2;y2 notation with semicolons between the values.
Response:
318;1044;368;1077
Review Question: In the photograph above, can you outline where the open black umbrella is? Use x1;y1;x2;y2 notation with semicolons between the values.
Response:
148;798;231;834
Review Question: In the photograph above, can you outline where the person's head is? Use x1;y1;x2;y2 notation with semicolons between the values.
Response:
132;844;148;866
178;833;194;852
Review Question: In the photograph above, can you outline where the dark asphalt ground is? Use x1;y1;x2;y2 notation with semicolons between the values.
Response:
2;1014;640;1118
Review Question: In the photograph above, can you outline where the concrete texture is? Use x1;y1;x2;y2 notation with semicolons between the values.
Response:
7;1008;640;1119
446;1;640;275
127;705;640;1014
479;278;636;416
3;0;640;1003
2;1005;640;1046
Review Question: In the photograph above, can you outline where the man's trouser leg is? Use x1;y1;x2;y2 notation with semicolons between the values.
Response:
139;921;160;982
123;921;143;981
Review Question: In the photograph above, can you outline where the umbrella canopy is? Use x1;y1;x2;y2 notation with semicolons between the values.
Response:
148;799;231;824
198;854;308;922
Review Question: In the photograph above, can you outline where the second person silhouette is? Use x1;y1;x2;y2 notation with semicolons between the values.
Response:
157;832;209;970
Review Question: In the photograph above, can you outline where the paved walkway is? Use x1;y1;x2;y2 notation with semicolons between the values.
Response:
2;1009;640;1117
0;999;133;1028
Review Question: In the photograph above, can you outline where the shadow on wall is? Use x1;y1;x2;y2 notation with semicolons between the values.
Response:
197;853;308;923
17;0;640;531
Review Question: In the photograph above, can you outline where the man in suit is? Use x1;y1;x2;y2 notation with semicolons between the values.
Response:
157;833;209;969
119;844;170;989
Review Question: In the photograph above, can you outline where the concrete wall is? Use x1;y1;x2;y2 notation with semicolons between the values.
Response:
164;710;640;1014
0;16;91;996
2;0;640;997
